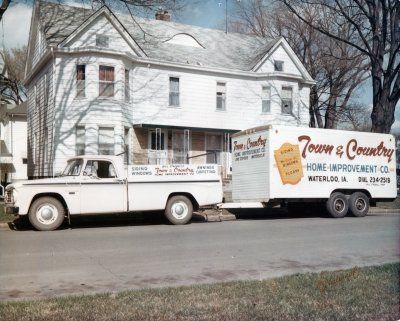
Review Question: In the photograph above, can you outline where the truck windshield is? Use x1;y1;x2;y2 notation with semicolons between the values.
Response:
62;159;84;176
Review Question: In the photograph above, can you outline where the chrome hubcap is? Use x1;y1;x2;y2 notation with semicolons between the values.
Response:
36;204;58;225
334;199;345;213
171;201;188;219
355;198;367;211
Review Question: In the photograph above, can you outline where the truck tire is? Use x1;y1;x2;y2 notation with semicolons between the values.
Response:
326;192;348;218
165;195;193;225
349;192;369;217
29;197;65;231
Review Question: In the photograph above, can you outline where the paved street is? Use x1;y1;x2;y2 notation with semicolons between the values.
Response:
0;212;399;301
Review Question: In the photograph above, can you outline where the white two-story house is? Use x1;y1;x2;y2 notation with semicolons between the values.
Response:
24;1;314;179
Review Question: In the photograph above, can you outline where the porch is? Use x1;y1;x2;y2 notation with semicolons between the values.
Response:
131;124;238;178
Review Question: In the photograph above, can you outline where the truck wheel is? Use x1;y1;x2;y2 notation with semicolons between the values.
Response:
326;192;348;218
165;195;193;225
29;197;65;231
349;192;369;217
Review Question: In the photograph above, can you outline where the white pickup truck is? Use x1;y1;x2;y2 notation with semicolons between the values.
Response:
4;155;222;231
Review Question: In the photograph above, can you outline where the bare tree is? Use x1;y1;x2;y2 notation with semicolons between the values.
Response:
282;0;400;133
232;1;369;129
0;0;10;22
0;46;27;105
339;102;372;132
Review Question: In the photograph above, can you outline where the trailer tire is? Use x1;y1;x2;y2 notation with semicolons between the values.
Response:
349;192;369;217
29;197;65;231
165;195;193;225
326;192;348;218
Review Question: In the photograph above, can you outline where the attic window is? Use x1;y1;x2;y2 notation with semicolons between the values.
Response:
164;33;204;48
274;60;284;72
96;35;109;48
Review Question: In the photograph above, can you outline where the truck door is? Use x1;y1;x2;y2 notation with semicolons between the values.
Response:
80;160;126;214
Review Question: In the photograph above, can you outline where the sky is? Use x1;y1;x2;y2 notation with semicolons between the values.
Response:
1;0;398;133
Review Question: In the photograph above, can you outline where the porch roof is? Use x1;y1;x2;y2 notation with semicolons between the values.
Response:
133;123;240;134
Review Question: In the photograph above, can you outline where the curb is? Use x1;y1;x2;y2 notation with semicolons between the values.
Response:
369;208;400;215
0;222;10;229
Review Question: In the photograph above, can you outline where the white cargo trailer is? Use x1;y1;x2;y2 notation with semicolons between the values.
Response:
222;125;397;218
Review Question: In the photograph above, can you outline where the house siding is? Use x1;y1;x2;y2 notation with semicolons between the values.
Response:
257;45;302;75
27;62;55;178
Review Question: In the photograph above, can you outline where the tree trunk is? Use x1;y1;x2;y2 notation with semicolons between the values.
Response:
370;62;395;134
309;85;318;127
371;96;396;133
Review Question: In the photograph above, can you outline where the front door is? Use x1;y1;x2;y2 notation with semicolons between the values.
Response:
80;159;126;214
148;128;168;164
172;129;190;164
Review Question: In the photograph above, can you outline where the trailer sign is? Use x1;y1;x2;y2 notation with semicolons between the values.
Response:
231;125;397;203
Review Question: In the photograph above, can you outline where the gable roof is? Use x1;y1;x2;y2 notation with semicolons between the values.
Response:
37;1;279;72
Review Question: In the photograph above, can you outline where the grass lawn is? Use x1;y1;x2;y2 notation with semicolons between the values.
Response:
0;202;15;223
0;263;399;321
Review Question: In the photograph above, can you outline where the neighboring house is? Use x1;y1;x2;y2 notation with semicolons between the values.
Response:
24;1;314;179
0;103;28;188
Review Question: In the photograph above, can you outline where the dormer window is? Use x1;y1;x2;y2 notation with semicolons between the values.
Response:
274;60;284;72
96;35;109;48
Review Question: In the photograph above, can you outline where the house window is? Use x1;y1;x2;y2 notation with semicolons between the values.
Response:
98;127;115;155
75;126;85;156
22;158;28;164
124;127;130;164
261;86;271;113
274;60;284;72
169;77;180;106
150;131;165;150
96;35;109;48
99;66;114;97
76;65;86;98
125;69;130;103
216;82;226;111
281;87;293;114
206;133;222;164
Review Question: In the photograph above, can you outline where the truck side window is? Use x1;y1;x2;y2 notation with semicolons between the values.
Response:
84;160;117;178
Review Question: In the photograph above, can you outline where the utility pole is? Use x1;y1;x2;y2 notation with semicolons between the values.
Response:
225;0;228;34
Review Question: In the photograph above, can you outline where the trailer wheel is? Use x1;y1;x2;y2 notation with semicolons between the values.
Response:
326;192;348;218
165;195;193;225
29;197;65;231
349;192;369;217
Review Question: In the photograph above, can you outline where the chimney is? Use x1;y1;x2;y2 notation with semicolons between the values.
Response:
155;9;170;22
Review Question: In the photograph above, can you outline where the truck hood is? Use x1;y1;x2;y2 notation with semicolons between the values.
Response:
22;176;80;186
9;176;80;190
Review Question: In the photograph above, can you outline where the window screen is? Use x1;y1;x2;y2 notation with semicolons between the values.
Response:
261;86;271;113
274;60;284;71
96;35;109;48
98;127;114;155
125;69;130;102
75;126;85;156
206;133;222;164
169;77;180;106
76;65;85;98
281;87;293;114
216;82;226;110
99;66;114;97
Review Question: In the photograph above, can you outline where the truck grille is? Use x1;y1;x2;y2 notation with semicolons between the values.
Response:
5;190;13;204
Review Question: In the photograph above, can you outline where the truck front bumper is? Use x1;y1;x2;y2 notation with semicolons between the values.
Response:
5;206;19;215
